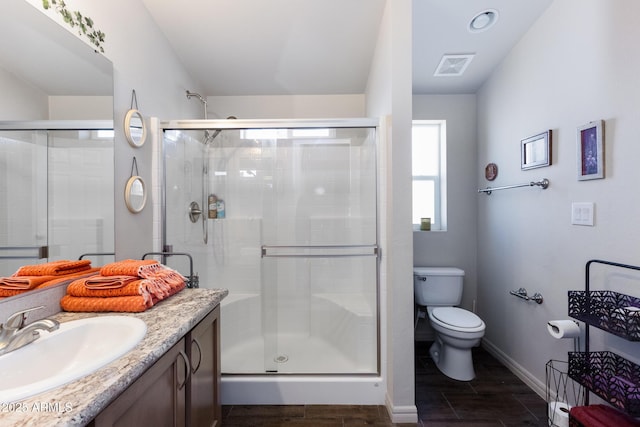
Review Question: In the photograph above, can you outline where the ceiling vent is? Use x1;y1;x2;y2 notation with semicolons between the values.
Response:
434;54;475;77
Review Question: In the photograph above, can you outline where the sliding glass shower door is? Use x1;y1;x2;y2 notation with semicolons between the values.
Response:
0;123;114;275
162;120;379;375
0;129;47;273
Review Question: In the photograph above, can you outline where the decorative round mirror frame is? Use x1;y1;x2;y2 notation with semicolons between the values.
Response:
124;175;147;213
124;109;147;148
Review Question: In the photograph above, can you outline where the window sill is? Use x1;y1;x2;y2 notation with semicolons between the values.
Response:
413;227;446;233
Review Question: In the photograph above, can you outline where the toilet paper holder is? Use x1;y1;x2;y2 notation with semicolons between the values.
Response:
510;287;544;304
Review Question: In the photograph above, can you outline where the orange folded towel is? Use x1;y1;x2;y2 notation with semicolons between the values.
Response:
99;259;159;277
165;279;186;298
84;275;140;289
0;268;100;297
67;278;154;306
35;268;101;289
13;259;92;277
146;268;186;286
0;275;57;290
61;260;187;314
0;284;47;297
60;294;151;313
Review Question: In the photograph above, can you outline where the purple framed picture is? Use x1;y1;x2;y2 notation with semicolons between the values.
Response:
577;120;604;180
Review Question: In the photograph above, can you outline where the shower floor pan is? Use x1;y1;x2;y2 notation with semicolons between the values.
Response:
223;333;368;374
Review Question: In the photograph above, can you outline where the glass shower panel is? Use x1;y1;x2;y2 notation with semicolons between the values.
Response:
162;122;378;375
259;127;378;374
163;129;215;284
0;130;47;274
0;125;114;276
47;129;114;264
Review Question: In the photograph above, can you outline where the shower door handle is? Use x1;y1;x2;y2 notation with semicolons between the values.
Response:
261;245;379;258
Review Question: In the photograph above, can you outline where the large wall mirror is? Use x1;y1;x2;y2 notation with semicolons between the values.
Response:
0;0;115;301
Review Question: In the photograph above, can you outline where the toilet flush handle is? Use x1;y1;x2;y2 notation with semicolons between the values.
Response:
417;276;426;281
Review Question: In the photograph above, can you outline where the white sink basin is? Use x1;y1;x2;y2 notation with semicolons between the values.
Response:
0;315;146;403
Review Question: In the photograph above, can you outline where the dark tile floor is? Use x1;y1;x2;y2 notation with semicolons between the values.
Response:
414;341;548;426
221;341;548;426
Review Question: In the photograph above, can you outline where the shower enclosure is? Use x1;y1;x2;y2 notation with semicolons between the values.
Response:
0;121;114;275
161;119;382;403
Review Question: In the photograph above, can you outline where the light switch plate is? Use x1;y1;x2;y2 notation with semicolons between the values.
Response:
571;202;594;226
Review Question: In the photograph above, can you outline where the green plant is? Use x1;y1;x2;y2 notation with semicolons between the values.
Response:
42;0;106;53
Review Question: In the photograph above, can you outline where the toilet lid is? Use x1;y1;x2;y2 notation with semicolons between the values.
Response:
431;307;483;329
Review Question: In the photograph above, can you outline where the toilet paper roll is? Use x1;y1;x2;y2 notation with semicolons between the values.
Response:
547;320;580;339
548;401;571;427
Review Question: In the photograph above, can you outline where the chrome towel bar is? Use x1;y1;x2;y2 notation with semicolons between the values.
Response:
478;178;549;195
0;246;48;259
510;287;544;304
261;245;379;258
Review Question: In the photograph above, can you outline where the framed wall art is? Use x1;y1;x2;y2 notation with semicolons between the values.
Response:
577;120;604;180
521;130;551;170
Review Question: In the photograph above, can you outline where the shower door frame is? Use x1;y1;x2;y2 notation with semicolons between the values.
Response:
159;118;382;376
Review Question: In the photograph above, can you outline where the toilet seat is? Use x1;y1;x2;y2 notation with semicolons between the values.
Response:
431;307;484;330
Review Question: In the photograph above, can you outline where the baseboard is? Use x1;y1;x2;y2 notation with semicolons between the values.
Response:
481;338;547;399
384;395;418;424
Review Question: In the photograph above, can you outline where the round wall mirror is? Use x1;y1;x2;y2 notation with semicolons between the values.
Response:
124;175;147;213
124;109;147;147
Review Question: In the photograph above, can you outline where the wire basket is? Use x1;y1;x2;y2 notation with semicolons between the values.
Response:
568;351;640;416
568;290;640;341
546;360;586;426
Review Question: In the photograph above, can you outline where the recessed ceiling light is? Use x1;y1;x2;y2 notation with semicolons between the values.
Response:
469;9;499;33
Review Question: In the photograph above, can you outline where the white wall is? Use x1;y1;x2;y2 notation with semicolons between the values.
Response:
49;96;113;120
366;0;416;423
0;66;48;119
477;0;640;395
207;94;365;119
413;95;478;313
27;0;206;258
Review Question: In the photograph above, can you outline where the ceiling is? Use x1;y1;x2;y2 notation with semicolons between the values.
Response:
141;0;553;96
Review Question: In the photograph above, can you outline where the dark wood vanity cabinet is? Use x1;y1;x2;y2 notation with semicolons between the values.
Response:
90;338;188;427
186;306;221;427
90;306;221;427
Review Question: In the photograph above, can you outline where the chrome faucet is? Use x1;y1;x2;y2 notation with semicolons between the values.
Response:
0;306;60;356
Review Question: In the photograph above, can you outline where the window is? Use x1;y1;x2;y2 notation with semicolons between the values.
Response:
412;120;447;231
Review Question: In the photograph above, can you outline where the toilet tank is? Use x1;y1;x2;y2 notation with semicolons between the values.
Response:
413;267;465;307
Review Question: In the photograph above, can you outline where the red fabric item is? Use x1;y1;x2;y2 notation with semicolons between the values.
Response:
569;405;640;427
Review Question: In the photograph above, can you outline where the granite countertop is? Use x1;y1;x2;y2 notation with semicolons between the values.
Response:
0;288;228;427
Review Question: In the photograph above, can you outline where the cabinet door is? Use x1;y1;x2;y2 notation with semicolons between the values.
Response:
92;338;189;427
187;306;221;427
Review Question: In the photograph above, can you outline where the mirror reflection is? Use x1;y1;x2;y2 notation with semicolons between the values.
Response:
0;1;114;299
125;176;147;213
124;109;146;147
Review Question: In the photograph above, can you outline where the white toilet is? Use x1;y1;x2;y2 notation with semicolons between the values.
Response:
414;267;485;381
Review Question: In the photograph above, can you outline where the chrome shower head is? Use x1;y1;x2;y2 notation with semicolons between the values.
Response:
186;90;208;120
186;90;206;104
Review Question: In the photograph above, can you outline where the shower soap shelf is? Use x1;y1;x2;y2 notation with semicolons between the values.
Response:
567;259;640;417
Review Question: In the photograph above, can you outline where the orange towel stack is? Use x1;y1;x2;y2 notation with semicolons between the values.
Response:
0;260;100;298
60;259;186;313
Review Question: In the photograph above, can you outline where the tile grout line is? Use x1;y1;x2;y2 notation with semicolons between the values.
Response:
441;391;462;420
512;393;544;423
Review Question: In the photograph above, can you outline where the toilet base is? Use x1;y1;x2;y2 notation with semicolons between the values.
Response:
429;338;477;381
